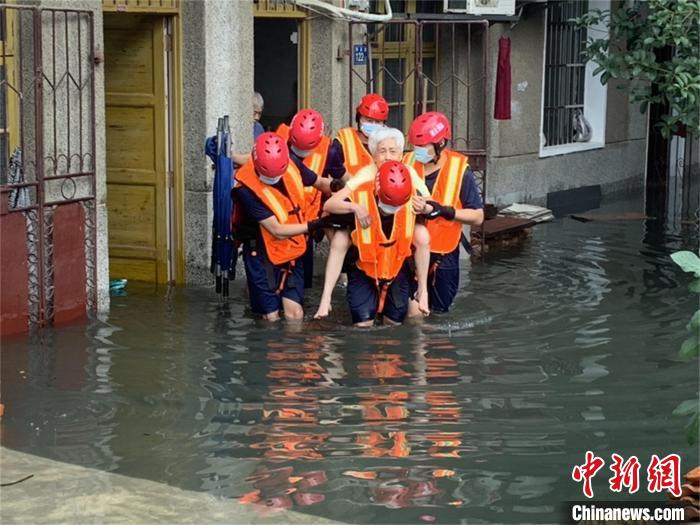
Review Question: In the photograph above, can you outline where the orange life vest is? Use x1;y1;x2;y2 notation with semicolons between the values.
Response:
336;127;374;177
403;149;469;254
350;180;415;283
234;160;307;265
276;123;330;220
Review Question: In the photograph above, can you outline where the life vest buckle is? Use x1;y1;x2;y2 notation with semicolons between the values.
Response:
376;278;393;315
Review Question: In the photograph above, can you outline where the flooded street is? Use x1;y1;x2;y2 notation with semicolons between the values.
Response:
2;195;698;524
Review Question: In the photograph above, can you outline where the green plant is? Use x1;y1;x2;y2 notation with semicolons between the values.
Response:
670;250;700;445
577;0;700;138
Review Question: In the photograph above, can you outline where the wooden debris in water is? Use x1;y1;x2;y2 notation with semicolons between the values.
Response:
570;212;653;222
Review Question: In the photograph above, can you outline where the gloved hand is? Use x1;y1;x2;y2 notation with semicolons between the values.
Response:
308;216;342;241
330;178;345;193
426;200;456;221
307;218;324;239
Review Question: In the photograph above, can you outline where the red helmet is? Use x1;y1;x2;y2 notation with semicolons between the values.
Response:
253;132;289;178
290;109;324;150
377;161;412;207
408;111;451;146
356;93;389;121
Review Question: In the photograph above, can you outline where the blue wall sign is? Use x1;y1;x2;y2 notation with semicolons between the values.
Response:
353;44;368;65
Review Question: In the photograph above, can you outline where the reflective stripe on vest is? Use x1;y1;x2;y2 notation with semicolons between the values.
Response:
350;180;415;282
305;137;329;175
404;149;469;254
337;127;373;176
261;187;289;221
357;190;372;246
234;160;307;265
302;136;330;220
441;153;464;208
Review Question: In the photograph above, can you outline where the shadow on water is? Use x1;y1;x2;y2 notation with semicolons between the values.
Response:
1;194;698;524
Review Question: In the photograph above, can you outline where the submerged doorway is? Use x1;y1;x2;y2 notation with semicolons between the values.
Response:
104;14;174;283
253;7;309;132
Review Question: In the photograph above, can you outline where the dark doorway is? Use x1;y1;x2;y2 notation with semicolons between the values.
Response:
254;18;298;132
644;47;672;219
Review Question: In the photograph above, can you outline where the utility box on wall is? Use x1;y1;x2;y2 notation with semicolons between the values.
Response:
443;0;516;15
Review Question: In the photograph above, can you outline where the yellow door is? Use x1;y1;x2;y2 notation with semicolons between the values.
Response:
105;14;168;283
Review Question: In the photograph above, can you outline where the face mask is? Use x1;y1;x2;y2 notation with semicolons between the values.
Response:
260;174;282;185
361;122;382;137
413;146;433;164
378;201;401;215
290;145;312;158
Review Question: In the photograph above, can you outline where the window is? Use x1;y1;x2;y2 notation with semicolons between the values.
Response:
540;0;609;157
368;0;438;131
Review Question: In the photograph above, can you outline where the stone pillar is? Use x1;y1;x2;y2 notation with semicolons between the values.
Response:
182;0;254;285
309;16;353;136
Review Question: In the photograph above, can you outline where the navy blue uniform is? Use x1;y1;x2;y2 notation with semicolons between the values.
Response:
253;121;264;140
412;168;483;313
326;137;373;180
324;139;348;179
342;209;411;324
233;161;317;315
348;264;411;324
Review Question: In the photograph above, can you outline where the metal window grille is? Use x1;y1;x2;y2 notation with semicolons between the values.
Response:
0;5;98;332
543;0;588;147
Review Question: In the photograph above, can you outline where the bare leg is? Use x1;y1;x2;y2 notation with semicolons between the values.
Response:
408;223;430;317
262;310;281;321
314;229;351;319
282;297;304;321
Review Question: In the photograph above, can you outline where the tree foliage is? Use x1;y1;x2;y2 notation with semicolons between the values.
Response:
577;0;700;138
670;250;700;446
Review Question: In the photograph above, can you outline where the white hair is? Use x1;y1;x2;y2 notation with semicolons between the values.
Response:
253;92;264;113
368;127;405;155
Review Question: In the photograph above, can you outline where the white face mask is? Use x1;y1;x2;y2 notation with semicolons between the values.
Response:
378;201;400;215
260;174;282;185
290;145;312;158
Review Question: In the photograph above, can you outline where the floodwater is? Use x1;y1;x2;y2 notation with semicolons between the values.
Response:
1;195;698;524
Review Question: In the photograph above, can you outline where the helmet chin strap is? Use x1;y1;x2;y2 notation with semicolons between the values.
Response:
432;140;446;164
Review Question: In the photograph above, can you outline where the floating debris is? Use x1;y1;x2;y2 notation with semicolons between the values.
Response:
343;470;377;480
570;212;653;222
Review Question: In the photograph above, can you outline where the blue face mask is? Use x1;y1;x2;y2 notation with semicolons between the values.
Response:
260;174;282;185
413;146;433;164
360;122;382;137
290;145;312;158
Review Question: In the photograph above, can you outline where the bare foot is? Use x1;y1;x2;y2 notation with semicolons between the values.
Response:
314;302;332;319
417;289;430;316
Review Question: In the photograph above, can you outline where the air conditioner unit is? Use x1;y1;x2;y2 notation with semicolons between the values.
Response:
347;0;370;11
443;0;516;16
